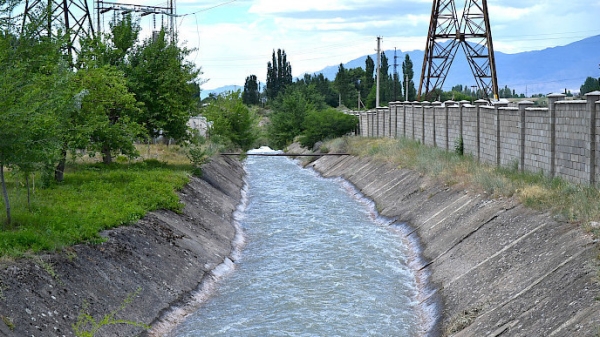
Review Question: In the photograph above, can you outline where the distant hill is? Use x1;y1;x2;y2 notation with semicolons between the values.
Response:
203;35;600;99
315;35;600;96
200;85;242;100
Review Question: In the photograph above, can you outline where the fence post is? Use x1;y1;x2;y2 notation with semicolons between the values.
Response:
444;100;455;151
585;91;600;185
403;102;407;138
518;101;534;173
432;101;442;148
494;101;509;167
421;101;430;144
547;93;565;178
458;100;469;138
388;103;392;138
394;102;399;138
474;99;488;162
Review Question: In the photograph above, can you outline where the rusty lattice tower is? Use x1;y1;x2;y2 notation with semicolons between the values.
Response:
21;0;95;60
418;0;498;101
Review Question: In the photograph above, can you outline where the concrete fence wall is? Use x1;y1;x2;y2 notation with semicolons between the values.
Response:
350;91;600;186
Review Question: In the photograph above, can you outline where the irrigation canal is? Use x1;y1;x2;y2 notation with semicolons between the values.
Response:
170;149;422;336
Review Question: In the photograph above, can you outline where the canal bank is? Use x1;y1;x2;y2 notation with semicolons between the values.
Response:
0;155;246;336
2;150;599;336
308;154;600;336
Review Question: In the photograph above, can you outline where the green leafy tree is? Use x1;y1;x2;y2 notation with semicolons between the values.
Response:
266;49;292;100
295;73;337;108
76;66;145;164
299;109;358;149
242;74;260;105
127;28;200;142
402;54;416;101
334;64;364;108
0;32;62;224
108;14;141;67
580;77;600;96
268;87;315;149
202;91;258;151
363;55;375;100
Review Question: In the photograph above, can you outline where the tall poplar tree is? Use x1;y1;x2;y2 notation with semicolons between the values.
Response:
402;54;417;101
266;49;292;100
242;74;260;105
363;55;375;100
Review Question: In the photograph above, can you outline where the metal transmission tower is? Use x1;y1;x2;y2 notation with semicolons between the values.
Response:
21;0;95;59
95;1;176;38
418;0;498;101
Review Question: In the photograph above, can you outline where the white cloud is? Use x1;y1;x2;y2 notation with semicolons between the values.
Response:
120;0;600;89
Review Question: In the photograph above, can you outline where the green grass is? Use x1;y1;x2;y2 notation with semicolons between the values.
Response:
0;159;191;257
326;137;600;235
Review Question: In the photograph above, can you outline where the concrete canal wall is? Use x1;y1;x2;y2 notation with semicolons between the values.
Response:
310;155;600;336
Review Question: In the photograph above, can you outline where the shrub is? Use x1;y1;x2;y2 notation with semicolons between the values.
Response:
299;108;358;149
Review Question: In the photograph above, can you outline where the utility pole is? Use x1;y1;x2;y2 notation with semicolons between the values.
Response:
376;36;382;108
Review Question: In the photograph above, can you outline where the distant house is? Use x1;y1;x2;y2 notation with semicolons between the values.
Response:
188;115;210;137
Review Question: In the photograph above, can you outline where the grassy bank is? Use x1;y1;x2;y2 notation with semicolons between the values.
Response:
325;137;600;238
0;145;194;257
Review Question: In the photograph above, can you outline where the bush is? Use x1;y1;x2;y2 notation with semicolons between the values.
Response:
202;91;258;151
299;108;358;149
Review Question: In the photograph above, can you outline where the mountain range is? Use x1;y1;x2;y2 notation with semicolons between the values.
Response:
202;35;600;99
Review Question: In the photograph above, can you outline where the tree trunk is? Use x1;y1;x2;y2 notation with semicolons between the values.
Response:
0;163;11;226
102;145;112;165
55;146;67;182
26;174;31;211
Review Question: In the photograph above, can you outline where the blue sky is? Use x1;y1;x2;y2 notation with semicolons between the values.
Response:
132;0;600;90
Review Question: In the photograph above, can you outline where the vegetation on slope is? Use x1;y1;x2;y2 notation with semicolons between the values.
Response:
325;137;600;238
0;145;196;257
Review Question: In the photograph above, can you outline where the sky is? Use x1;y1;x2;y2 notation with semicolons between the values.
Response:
105;0;600;90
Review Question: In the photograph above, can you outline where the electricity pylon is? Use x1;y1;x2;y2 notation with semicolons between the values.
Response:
21;0;95;60
418;0;498;101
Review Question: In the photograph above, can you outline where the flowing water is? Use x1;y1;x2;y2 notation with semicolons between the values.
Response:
170;150;423;336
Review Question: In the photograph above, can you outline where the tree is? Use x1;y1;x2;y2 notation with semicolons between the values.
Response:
268;87;315;149
580;77;600;96
0;31;62;224
363;55;375;100
202;91;258;151
242;75;260;105
300;109;358;149
266;49;292;100
108;14;141;68
334;64;364;108
76;66;145;164
127;28;201;142
402;54;416;101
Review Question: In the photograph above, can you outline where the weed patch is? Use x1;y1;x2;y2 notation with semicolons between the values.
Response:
343;137;600;237
0;145;194;257
72;287;149;337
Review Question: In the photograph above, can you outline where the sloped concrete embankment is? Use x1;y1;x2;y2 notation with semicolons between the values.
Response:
309;155;600;337
0;155;245;337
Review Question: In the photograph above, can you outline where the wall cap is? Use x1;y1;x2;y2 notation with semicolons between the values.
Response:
584;90;600;97
547;93;566;98
518;100;535;106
